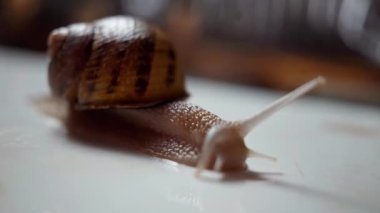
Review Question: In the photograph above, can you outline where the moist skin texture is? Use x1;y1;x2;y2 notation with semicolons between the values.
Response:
65;100;225;167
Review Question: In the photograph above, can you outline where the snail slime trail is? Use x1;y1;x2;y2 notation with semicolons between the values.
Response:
41;16;325;176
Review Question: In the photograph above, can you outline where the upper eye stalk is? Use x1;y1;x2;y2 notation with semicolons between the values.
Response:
195;77;326;176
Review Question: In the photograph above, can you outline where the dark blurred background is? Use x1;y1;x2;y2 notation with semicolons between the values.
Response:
1;0;380;104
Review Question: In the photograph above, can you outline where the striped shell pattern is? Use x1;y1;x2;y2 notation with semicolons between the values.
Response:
48;16;187;109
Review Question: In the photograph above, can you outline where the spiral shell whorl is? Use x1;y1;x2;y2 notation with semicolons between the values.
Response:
48;16;187;109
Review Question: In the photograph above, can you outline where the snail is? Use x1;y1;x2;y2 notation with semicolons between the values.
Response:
41;16;325;176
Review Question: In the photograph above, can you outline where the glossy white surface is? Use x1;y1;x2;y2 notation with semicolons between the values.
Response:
0;47;380;213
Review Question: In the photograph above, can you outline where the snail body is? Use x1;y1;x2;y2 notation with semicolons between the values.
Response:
44;16;325;176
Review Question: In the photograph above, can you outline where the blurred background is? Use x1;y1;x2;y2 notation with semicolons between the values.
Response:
1;0;380;105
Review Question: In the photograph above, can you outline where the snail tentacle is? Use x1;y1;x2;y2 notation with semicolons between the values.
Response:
195;77;325;176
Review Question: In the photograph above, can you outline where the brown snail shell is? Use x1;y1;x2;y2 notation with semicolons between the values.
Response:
48;16;187;109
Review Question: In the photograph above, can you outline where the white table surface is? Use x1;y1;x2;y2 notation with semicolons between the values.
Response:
0;47;380;213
